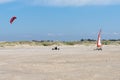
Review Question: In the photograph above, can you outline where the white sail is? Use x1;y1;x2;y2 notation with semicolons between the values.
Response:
97;29;102;47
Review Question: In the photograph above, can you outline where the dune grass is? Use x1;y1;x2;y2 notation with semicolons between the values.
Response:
0;40;120;47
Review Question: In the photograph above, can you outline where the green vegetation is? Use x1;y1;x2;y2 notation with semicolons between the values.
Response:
0;39;120;47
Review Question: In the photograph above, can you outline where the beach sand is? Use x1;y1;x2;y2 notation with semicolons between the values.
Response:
0;45;120;80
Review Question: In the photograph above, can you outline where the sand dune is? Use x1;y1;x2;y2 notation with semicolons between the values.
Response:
0;45;120;80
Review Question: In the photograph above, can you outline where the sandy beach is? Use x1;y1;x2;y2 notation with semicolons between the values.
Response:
0;45;120;80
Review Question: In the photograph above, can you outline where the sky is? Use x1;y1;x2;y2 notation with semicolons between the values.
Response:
0;0;120;41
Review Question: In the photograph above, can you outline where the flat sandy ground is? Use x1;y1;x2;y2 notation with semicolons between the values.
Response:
0;45;120;80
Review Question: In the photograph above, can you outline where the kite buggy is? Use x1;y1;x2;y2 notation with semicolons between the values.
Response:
52;46;60;50
95;29;102;51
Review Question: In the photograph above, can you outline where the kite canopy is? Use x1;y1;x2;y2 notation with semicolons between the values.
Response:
10;16;17;24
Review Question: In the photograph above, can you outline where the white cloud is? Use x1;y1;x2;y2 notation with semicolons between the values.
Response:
0;0;14;4
1;0;120;6
47;33;64;37
25;0;120;6
113;32;120;35
47;33;56;37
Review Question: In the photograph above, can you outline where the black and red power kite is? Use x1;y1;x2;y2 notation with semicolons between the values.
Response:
10;16;17;24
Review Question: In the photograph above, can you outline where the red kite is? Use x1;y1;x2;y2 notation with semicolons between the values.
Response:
10;16;17;24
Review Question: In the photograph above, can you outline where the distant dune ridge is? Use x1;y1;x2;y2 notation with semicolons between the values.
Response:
0;39;120;47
